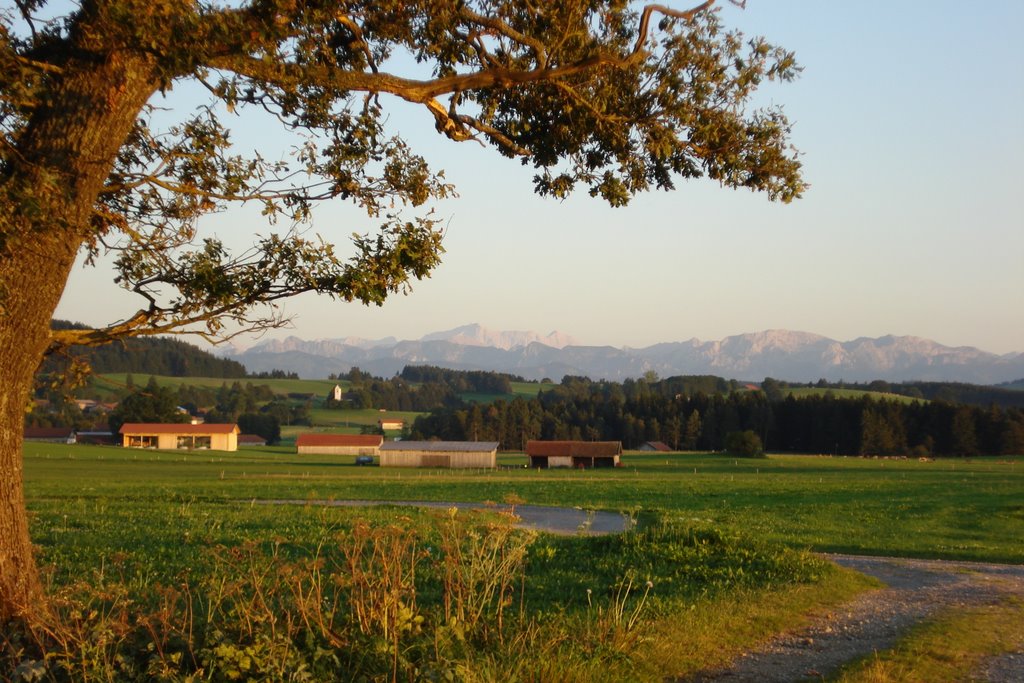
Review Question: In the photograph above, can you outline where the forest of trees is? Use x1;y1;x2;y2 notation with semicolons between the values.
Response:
776;377;1024;410
410;376;1024;457
326;367;467;412
46;321;247;378
399;365;522;395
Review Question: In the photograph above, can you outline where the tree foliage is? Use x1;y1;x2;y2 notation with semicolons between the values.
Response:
724;429;764;458
42;321;247;379
107;377;190;434
3;0;803;352
0;0;805;617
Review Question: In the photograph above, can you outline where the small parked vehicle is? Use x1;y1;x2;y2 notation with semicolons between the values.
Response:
354;455;374;466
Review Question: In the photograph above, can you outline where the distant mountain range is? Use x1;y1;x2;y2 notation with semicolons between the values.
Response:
227;324;1024;384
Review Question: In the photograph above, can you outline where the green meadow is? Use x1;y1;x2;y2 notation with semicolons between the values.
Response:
784;386;923;404
95;373;554;405
15;445;1024;680
24;445;1024;564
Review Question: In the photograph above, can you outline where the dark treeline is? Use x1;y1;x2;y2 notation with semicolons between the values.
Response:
399;365;523;394
46;320;247;378
778;377;1024;410
334;375;462;412
327;366;494;411
891;381;1024;409
411;376;1024;456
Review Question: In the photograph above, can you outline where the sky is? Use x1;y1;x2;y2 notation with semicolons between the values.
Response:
54;1;1024;355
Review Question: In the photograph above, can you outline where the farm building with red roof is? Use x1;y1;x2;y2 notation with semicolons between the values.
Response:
118;423;239;451
295;433;383;456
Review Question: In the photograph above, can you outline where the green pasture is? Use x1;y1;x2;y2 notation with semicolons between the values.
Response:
283;407;424;440
460;380;558;403
784;386;922;404
18;444;1021;680
23;444;1024;564
97;373;344;397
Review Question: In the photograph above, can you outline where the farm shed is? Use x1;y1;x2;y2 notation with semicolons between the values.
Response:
378;418;405;431
638;441;671;452
238;434;269;447
76;431;116;446
295;433;382;456
526;440;623;468
24;427;76;444
379;441;498;468
119;423;239;451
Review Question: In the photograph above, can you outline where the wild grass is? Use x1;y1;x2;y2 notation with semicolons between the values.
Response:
6;505;848;682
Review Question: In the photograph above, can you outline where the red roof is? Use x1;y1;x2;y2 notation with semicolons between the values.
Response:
238;434;268;445
644;441;672;452
525;440;622;457
119;423;238;435
24;427;74;440
295;434;383;448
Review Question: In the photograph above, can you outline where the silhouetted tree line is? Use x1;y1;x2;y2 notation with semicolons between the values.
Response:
399;365;522;394
326;366;503;411
45;321;247;378
250;369;300;380
334;375;464;412
771;377;1024;410
410;376;1024;456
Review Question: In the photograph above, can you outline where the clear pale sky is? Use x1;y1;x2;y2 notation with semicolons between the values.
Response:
54;1;1024;354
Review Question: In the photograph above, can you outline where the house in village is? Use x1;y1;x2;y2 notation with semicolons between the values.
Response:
295;433;383;456
638;441;671;452
379;441;498;468
525;440;623;468
119;423;239;451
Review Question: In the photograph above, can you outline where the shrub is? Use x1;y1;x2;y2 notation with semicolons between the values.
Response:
724;430;765;458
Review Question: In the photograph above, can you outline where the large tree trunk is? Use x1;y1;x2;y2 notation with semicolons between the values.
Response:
0;33;158;620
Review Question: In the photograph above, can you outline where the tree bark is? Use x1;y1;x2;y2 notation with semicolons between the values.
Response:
0;35;158;620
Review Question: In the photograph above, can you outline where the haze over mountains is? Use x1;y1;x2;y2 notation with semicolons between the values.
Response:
228;324;1024;384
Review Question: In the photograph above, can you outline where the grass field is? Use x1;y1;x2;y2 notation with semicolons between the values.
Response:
24;445;1024;563
97;373;345;397
784;387;923;404
16;445;1023;680
97;374;555;402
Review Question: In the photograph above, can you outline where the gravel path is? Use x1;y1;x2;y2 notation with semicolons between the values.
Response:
682;555;1024;682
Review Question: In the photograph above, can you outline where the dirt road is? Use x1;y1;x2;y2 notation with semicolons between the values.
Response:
683;555;1024;682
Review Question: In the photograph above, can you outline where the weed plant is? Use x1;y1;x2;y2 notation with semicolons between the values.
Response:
5;506;834;682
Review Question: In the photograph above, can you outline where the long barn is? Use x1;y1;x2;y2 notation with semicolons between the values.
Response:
119;423;239;451
379;441;498;468
295;433;382;456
